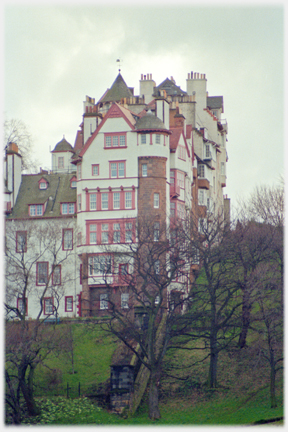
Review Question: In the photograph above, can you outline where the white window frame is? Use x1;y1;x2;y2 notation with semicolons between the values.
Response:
154;193;159;209
100;293;108;310
121;293;129;309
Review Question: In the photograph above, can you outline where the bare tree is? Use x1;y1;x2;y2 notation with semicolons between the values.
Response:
5;219;77;423
91;216;190;420
176;212;243;388
234;183;284;348
249;262;283;408
4;118;39;172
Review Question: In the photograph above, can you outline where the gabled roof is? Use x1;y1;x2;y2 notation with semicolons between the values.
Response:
9;172;76;219
99;73;133;103
78;103;137;159
155;78;187;97
52;137;74;153
169;127;191;158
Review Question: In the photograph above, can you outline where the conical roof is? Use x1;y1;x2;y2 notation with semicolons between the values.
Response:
135;111;168;131
52;137;73;152
100;73;133;103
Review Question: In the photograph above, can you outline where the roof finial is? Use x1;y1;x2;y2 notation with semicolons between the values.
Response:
116;58;122;73
63;134;65;139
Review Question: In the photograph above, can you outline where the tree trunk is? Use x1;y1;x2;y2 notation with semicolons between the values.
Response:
238;288;251;349
207;332;218;388
148;369;161;420
269;349;277;408
20;364;40;416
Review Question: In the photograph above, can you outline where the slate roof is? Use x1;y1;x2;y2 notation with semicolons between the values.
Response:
9;172;76;219
207;96;223;111
99;73;133;103
52;137;74;152
135;111;168;132
155;78;187;97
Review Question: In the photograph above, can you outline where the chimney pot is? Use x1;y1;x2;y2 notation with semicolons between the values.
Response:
141;74;143;80
144;75;146;80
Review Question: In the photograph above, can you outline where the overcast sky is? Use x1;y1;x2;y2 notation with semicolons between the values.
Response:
3;2;284;211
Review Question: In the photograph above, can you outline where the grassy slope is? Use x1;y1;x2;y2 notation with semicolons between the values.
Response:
26;321;283;426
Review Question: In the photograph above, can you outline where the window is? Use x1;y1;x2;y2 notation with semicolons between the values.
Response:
17;297;27;314
44;297;54;315
155;134;161;144
90;194;97;210
177;202;185;219
125;223;132;242
170;201;176;217
113;192;120;209
100;293;108;310
77;164;82;180
29;204;43;216
155;295;160;305
141;134;147;144
105;136;112;148
52;265;61;285
154;222;160;241
63;229;73;250
198;190;205;205
77;194;81;211
101;224;109;244
177;172;185;189
39;181;47;190
110;161;125;178
58;157;64;169
89;255;112;276
198;164;205;178
170;170;175;184
154;193;159;209
205;144;211;159
37;262;48;285
142;164;147;177
119;263;128;276
61;203;75;214
65;296;73;312
113;223;121;243
154;260;160;275
89;224;97;244
92;164;99;176
121;293;129;309
199;218;207;234
70;177;77;188
178;145;186;160
101;193;108;210
16;231;27;253
105;134;126;148
125;192;132;209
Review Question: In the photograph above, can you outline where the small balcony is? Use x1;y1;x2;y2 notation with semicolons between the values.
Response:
170;183;180;198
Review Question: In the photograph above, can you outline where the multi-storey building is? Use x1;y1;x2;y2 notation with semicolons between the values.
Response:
4;70;229;320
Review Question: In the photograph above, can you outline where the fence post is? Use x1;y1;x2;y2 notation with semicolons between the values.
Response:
67;382;71;398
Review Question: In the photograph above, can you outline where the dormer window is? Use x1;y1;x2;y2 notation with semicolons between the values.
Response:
70;176;77;188
29;204;44;216
38;178;48;190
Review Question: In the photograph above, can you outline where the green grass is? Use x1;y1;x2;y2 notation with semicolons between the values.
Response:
10;321;283;426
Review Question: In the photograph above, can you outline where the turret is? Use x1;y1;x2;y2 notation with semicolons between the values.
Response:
4;142;22;212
